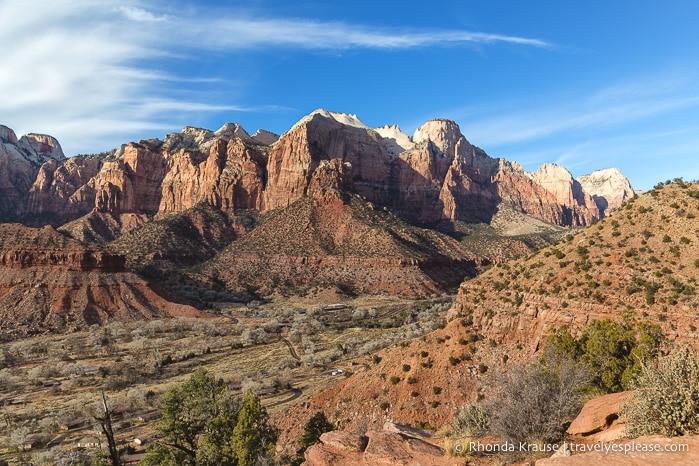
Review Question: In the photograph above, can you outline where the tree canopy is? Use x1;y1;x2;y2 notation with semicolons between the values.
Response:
141;369;277;466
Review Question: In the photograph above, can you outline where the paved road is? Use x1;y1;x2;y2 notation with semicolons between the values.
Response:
280;337;301;360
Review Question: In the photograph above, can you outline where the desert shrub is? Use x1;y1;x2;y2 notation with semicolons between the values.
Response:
402;364;411;372
624;346;699;437
389;376;400;385
432;386;442;395
454;403;490;437
485;350;591;450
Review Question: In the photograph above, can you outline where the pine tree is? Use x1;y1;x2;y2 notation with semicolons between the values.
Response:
230;389;278;466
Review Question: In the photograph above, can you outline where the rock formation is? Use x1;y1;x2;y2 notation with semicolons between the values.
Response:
0;126;65;220
528;163;600;225
0;224;201;336
2;113;627;230
302;423;457;466
577;167;634;214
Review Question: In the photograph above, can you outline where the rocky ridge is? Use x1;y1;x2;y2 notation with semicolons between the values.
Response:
0;224;201;336
2;112;629;231
273;181;699;451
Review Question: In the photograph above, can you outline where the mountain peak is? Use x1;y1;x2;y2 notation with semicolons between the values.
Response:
412;118;463;156
0;125;64;165
373;124;414;155
215;122;250;139
578;167;634;213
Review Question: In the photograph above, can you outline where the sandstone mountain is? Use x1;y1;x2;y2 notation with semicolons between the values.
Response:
578;167;635;215
0;113;635;312
273;180;699;450
2;112;628;232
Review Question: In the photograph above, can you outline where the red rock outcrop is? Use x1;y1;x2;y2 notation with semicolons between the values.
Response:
158;137;267;212
567;391;632;441
0;224;202;335
302;423;458;466
22;156;103;223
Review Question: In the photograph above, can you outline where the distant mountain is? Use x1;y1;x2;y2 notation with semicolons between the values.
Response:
578;167;635;215
0;112;636;316
1;111;630;229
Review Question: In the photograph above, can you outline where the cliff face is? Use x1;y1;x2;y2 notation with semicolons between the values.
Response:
5;113;625;229
578;167;635;214
528;163;601;225
263;112;604;227
0;126;66;220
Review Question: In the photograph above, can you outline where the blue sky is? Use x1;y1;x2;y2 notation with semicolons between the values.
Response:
1;1;698;190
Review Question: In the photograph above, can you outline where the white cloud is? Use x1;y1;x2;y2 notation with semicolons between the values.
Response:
0;0;550;154
188;19;551;50
117;6;170;23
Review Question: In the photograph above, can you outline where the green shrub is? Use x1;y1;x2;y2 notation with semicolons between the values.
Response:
390;376;400;385
624;346;699;437
402;364;411;372
546;319;664;393
432;386;442;395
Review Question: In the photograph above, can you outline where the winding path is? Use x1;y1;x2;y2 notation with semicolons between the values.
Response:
280;337;301;360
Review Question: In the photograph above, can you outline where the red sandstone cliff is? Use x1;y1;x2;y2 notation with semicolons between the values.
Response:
0;224;202;335
4;114;620;230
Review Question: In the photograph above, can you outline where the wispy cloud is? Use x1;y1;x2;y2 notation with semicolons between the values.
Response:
187;19;551;50
0;0;549;154
459;77;699;148
117;6;171;23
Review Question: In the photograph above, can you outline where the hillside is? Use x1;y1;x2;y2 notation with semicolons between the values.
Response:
199;184;483;297
0;224;202;337
273;180;699;451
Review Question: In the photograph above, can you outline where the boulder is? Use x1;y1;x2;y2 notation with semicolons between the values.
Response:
567;391;633;436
